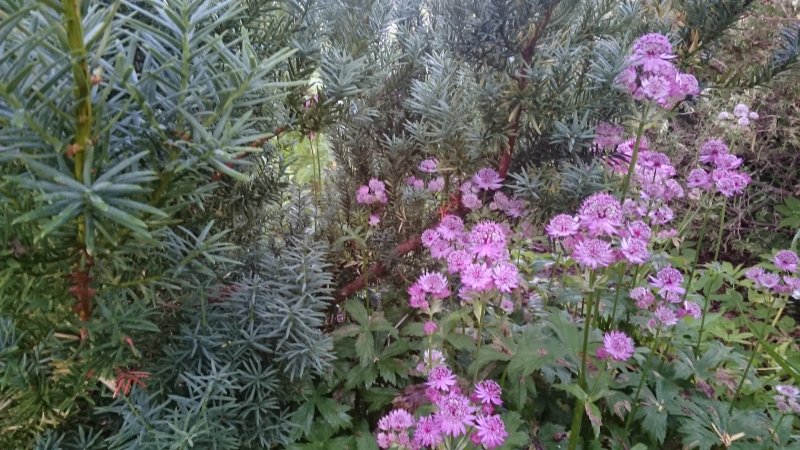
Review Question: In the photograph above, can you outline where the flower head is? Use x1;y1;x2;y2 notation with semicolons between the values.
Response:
602;331;635;361
437;215;465;241
427;365;458;392
649;266;685;297
474;414;508;449
435;392;476;437
620;237;650;264
546;214;579;238
492;262;519;293
473;380;503;406
578;192;623;236
413;415;442;447
774;250;799;273
473;168;504;191
571;238;615;269
419;158;439;173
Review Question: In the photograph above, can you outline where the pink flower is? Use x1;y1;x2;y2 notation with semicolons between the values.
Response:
368;214;381;226
571;238;615;269
473;168;504;190
630;287;655;309
649;266;685;297
369;178;386;194
437;215;465;241
602;330;635;361
492;262;519;293
446;250;471;274
424;321;438;335
474;414;508;449
500;298;515;313
711;169;750;197
435;392;475;437
356;185;372;204
699;139;729;165
408;283;428;309
755;271;780;290
627;221;652;241
413;415;442;447
378;409;414;431
473;380;503;406
620;237;650;264
428;176;445;192
429;240;453;259
468;221;508;260
631;33;675;71
682;301;702;319
546;214;579;238
419;158;439;173
578;192;623;237
462;192;482;210
406;175;424;189
376;432;391;449
418;272;450;299
593;122;625;151
654;306;678;327
714;153;742;170
427;365;458;392
687;168;711;189
774;250;799;273
417;349;446;374
421;229;442;248
461;263;494;292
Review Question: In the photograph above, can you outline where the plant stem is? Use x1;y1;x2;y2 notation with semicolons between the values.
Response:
547;245;563;292
567;271;597;450
729;297;774;414
688;208;710;356
620;104;650;199
696;202;726;353
625;328;662;432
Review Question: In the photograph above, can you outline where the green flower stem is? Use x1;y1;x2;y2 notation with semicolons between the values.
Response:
620;104;650;199
625;327;662;432
728;296;777;414
63;0;93;256
688;207;710;356
567;271;597;450
547;245;563;292
696;202;726;352
475;300;485;354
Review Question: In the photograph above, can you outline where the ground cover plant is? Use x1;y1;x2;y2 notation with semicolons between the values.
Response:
1;0;800;449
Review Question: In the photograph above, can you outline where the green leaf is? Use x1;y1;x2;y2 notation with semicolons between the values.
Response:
446;333;476;352
345;299;369;325
35;201;82;241
316;398;352;431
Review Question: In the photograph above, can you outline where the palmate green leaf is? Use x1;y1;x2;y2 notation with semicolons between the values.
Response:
315;397;351;432
354;330;375;368
467;347;512;377
344;298;369;326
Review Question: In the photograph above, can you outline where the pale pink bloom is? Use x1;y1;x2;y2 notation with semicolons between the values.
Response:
546;214;579;238
473;168;504;191
500;298;515;313
421;229;442;248
682;301;702;319
468;221;508;261
473;380;503;406
474;414;507;449
687;168;712;190
492;262;519;293
699;139;729;165
437;215;465;241
571;238;615;269
419;158;439;173
654;306;678;327
649;266;685;297
578;192;623;237
418;272;450;298
462;192;482;210
406;175;424;189
774;250;799;273
377;409;414;431
627;220;652;241
368;214;381;226
413;415;442;447
428;176;445;192
435;392;475;437
446;250;471;274
424;321;438;335
603;331;635;361
461;263;494;292
427;365;458;392
630;287;655;309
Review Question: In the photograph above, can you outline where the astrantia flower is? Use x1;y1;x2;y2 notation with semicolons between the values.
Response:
699;139;729;165
416;349;446;374
446;250;471;274
376;432;391;449
620;237;650;264
369;214;381;227
714;153;743;170
546;214;579;238
711;169;750;197
492;262;519;293
462;192;482;210
755;271;780;290
774;250;799;273
423;321;438;335
603;330;635;361
500;298;515;313
408;283;428;309
473;168;504;191
429;239;453;260
428;176;444;192
776;385;800;398
630;287;655;309
421;229;442;248
418;272;450;298
437;215;465;241
687;168;712;190
435;392;476;437
419;158;439;173
649;266;685;297
627;220;652;241
733;103;749;117
406;175;424;189
468;221;508;260
745;266;765;283
474;415;508;449
593;122;625;151
473;380;503;406
682;301;702;319
427;365;457;392
578;192;623;236
378;409;414;431
413;415;442;447
461;263;494;292
631;33;675;71
653;306;678;327
571;238;615;269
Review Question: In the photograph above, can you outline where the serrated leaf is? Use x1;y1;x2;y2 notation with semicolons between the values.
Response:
345;298;369;325
316;398;351;431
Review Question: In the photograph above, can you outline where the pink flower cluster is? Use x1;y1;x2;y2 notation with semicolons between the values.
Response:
687;138;751;198
406;159;445;193
616;33;699;108
592;122;625;154
546;192;662;269
775;385;800;415
624;265;701;330
356;178;388;227
489;191;526;218
717;103;759;129
375;365;507;449
410;216;522;310
744;249;800;299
